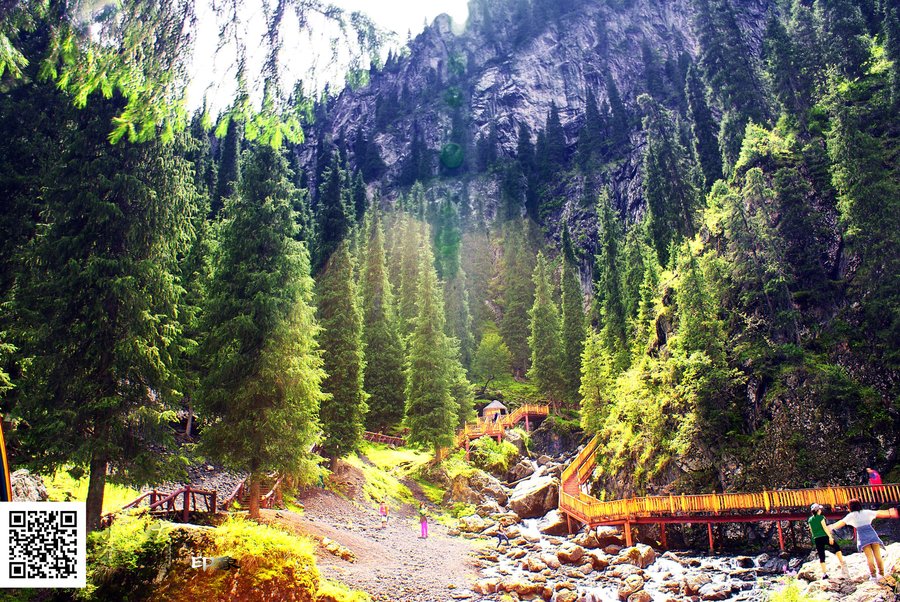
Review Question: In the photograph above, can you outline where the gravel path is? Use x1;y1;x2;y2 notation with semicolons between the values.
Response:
269;480;482;601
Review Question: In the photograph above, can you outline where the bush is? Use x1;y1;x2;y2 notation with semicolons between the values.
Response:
767;580;827;602
470;437;519;474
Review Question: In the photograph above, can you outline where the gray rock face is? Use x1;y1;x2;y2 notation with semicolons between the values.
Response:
11;469;48;502
444;469;509;506
304;0;773;222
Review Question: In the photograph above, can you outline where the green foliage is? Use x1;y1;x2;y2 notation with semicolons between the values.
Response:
500;222;536;374
198;144;325;512
560;226;587;402
44;471;140;513
11;95;196;529
405;237;460;451
766;580;827;601
469;437;520;474
317;580;373;602
443;86;463;108
440;143;465;169
317;241;369;459
473;331;513;391
527;252;565;400
361;212;406;432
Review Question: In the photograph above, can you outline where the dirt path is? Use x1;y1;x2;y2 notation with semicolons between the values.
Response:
268;486;483;601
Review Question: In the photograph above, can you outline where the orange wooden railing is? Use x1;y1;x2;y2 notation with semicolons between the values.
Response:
456;403;550;446
560;434;900;526
101;485;217;526
363;431;407;447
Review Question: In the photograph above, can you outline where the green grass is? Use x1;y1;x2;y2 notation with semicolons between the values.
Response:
441;450;477;480
489;376;542;405
45;469;142;512
766;581;827;602
316;579;373;602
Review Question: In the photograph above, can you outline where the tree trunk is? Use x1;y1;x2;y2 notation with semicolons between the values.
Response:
86;451;108;533
248;473;261;520
184;401;193;438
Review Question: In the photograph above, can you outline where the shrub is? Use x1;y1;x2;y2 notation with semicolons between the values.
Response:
470;437;519;474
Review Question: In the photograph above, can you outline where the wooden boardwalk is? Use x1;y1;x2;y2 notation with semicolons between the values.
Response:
559;434;900;551
456;403;550;448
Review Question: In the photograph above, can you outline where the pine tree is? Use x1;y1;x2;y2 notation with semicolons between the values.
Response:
360;211;406;432
543;102;567;172
594;191;628;368
606;74;630;158
199;144;324;521
405;240;459;452
685;64;722;188
579;329;615;433
13;98;196;531
317;240;368;461
639;94;701;265
213;116;242;215
763;12;804;117
885;4;900;108
577;89;606;169
351;170;368;225
560;225;586;402
528;252;565;400
397;217;423;336
437;201;475;368
816;0;870;78
500;223;536;376
315;151;351;272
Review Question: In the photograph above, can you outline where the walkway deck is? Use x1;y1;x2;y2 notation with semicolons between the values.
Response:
456;403;550;448
559;434;900;550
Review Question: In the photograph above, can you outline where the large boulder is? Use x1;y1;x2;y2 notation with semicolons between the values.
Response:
507;459;536;482
458;514;490;533
508;475;559;519
11;470;48;502
504;429;529;456
595;526;625;547
444;470;508;506
538;510;569;536
618;574;645;601
556;543;586;564
613;544;657;569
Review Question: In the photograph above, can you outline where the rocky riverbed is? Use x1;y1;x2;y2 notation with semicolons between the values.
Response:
445;451;900;601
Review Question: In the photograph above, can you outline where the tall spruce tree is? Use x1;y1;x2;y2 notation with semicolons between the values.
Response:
397;216;423;336
685;65;722;188
317;240;368;462
405;240;459;452
560;226;587;402
501;223;536;376
361;211;406;431
12;97;196;532
594;191;628;368
639;94;701;265
528;252;565;400
315;151;351;272
199;144;324;521
437;201;475;368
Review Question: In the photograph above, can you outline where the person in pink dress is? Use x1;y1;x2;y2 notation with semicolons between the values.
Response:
418;502;429;539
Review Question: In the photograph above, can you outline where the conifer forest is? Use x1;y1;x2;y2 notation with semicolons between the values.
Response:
0;0;899;598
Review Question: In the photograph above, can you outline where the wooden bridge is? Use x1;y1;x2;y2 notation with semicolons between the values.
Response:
559;434;900;551
457;403;550;455
363;431;407;447
101;485;218;527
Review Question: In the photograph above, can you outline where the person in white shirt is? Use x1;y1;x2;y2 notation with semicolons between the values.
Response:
828;498;898;582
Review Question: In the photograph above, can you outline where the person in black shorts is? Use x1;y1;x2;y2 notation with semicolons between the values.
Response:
807;503;848;580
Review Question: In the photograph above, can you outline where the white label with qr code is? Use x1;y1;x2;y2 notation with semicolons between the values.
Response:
0;502;86;588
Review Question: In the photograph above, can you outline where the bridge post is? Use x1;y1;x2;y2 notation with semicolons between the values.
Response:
150;490;156;506
464;439;470;461
525;414;530;432
659;523;667;550
183;486;191;523
624;521;633;547
707;523;714;553
776;522;785;552
565;513;572;534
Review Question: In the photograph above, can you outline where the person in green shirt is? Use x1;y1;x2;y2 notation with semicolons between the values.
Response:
808;503;848;580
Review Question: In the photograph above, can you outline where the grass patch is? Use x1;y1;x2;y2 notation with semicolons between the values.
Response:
345;452;417;507
441;450;477;480
766;580;827;601
490;376;542;405
413;479;444;505
316;579;373;602
45;469;142;512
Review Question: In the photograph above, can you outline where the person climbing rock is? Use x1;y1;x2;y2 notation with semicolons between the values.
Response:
807;503;847;580
496;523;510;548
379;501;389;528
418;502;429;539
829;498;899;582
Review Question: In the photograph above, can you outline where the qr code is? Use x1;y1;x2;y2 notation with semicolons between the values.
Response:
0;502;86;588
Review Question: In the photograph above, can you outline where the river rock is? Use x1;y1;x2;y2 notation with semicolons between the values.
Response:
504;429;529;456
540;552;562;569
473;579;499;594
458;514;490;533
593;526;623;547
698;582;733;600
11;470;48;502
525;555;548;572
573;530;600;549
555;589;578;602
476;499;503;517
613;544;656;569
584;550;611;570
618;574;645;600
490;511;520;526
557;543;586;564
539;509;570;536
445;470;509;506
536;454;554;466
627;592;652;602
682;573;712;595
734;555;754;569
508;475;559;518
508;458;536;482
499;577;541;597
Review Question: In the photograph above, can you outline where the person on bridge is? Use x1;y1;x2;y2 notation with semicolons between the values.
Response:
866;467;885;501
829;498;899;582
807;504;847;580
